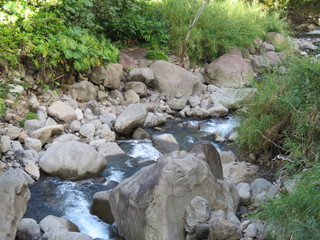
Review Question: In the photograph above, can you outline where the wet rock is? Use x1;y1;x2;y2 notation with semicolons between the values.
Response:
39;215;79;233
97;142;125;158
0;169;30;240
72;81;98;102
39;141;107;180
114;103;147;135
109;150;239;240
185;196;211;233
42;231;93;240
150;60;205;97
48;101;77;123
16;218;41;240
205;54;253;88
143;112;167;128
132;127;151;139
208;103;229;117
90;191;114;224
152;133;180;154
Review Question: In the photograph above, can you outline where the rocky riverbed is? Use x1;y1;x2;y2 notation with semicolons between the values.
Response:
0;31;319;240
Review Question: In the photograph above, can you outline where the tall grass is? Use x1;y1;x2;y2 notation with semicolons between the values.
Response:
253;164;320;240
236;56;320;170
158;0;290;63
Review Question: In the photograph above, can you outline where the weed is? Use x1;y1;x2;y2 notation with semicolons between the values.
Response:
146;50;168;61
25;112;38;120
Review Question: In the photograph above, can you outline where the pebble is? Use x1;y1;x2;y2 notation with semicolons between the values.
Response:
246;224;258;238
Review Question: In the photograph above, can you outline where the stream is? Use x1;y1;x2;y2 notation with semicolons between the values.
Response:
24;116;239;240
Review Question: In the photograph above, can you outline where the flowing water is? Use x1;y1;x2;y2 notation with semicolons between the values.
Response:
24;116;239;239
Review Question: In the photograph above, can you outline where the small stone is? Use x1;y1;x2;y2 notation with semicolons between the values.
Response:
75;108;84;120
227;212;241;226
6;125;22;140
228;131;238;141
69;120;81;132
246;224;258;238
79;123;95;138
250;178;273;197
236;182;251;203
1;136;11;153
219;151;237;164
25;162;40;179
240;220;251;231
24;137;42;152
47;101;77;123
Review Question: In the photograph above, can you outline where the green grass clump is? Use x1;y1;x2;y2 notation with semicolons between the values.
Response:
25;112;38;120
236;57;320;168
159;0;290;63
146;50;168;61
253;164;320;240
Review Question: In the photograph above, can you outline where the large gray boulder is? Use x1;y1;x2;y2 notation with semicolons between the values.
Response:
128;68;154;86
72;81;98;102
90;64;123;89
114;103;147;135
186;141;223;180
0;169;30;240
90;191;114;224
109;150;239;240
39;141;107;180
150;60;205;97
16;218;41;240
39;215;79;233
205;54;253;88
152;133;180;154
42;231;92;240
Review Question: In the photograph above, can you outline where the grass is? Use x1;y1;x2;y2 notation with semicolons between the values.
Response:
158;0;290;63
236;56;320;172
252;164;320;240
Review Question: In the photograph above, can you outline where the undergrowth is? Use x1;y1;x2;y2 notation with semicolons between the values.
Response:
236;56;320;171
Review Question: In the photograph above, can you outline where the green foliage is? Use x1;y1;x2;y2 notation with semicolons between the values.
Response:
25;112;38;120
253;164;320;240
0;99;5;115
237;57;320;168
160;0;290;63
146;50;168;61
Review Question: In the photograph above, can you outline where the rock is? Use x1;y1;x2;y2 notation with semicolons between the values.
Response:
246;224;258;238
89;66;107;85
53;134;80;143
219;151;237;164
109;150;239;240
185;196;211;233
228;131;238;141
186;141;223;180
208;103;229;117
24;119;45;132
109;89;124;100
60;94;79;109
227;212;241;226
150;60;205;97
97;91;109;101
213;130;225;142
240;220;251;231
222;162;259;184
1;135;11;152
265;32;290;50
208;219;242;240
42;231;92;240
195;223;210;239
45;117;57;126
205;54;253;88
72;81;98;102
90;191;114;224
69;120;81;132
250;178;273;197
189;96;201;107
152;133;180;154
125;89;140;103
48;101;77;123
29;125;64;144
99;114;116;127
6;125;22;139
252;51;284;72
84;108;96;120
189;107;211;120
39;215;79;233
98;124;116;142
210;87;257;109
97;142;125;158
125;81;148;97
143;112;167;128
91;64;123;89
260;42;275;54
166;98;188;111
11;140;24;152
283;178;298;194
24;162;40;180
132;127;151;139
86;100;100;115
79;123;95;138
16;218;41;240
235;182;251;203
128;68;154;85
21;150;38;166
75;108;84;120
24;137;42;152
0;169;30;240
39;141;107;180
114;103;148;134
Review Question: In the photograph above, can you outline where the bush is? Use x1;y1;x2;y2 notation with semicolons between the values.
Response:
236;57;320;168
253;164;320;240
146;50;168;61
159;0;290;63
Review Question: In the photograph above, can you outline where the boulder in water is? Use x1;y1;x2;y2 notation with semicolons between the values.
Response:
39;141;107;180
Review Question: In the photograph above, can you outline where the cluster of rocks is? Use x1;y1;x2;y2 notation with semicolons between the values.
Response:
0;31;316;240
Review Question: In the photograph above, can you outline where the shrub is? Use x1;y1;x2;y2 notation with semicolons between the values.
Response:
146;50;168;61
26;112;38;120
253;164;320;240
236;57;320;168
159;0;290;63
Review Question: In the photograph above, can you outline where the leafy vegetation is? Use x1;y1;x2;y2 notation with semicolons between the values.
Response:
253;164;320;240
146;50;168;61
25;111;38;120
237;57;320;170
